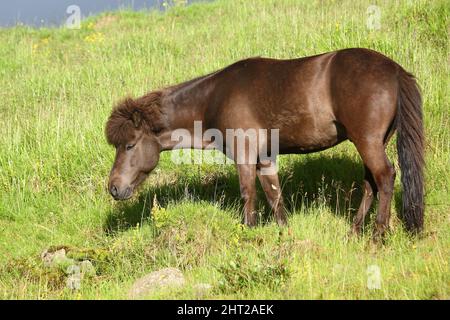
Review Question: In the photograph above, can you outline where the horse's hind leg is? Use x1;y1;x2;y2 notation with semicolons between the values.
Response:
351;165;377;235
256;161;287;226
354;140;396;241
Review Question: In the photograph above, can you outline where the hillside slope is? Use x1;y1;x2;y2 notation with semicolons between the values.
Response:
0;0;448;299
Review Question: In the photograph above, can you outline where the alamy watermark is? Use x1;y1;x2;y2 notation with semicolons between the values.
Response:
367;265;382;290
66;5;81;29
170;121;280;175
366;5;381;31
66;264;81;290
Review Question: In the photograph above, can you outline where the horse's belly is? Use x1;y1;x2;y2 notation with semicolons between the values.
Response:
278;119;346;154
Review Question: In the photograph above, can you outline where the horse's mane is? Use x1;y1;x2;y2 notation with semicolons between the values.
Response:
105;67;222;146
105;90;166;146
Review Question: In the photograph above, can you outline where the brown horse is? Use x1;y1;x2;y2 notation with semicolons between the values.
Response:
106;48;424;240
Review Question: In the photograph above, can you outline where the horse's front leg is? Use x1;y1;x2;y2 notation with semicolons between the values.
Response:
256;161;287;226
237;163;257;226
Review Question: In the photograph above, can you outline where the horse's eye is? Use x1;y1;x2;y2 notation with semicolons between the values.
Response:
126;144;135;151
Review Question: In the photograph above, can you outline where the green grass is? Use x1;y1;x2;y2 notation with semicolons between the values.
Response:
0;0;448;299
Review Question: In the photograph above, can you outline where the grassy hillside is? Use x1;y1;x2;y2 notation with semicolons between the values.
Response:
0;0;448;299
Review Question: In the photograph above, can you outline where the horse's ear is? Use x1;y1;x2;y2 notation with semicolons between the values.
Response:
131;110;142;128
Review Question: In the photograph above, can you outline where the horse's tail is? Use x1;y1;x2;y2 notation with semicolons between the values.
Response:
396;69;425;233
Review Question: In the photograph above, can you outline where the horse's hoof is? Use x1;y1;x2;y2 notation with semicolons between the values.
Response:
371;231;386;246
346;226;362;239
244;220;257;228
276;218;288;227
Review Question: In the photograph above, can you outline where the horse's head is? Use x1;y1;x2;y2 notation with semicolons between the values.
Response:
105;92;165;200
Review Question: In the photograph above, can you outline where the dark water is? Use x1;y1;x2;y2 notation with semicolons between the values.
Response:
0;0;197;27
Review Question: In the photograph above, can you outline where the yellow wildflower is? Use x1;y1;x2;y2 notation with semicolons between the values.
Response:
84;32;104;43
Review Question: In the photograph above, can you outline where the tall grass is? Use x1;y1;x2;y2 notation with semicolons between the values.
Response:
0;0;448;299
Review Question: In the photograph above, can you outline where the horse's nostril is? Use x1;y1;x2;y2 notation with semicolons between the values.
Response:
110;185;118;197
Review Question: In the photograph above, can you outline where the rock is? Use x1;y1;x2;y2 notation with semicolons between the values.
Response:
80;260;96;277
41;248;75;269
41;246;100;291
128;267;185;299
65;264;82;290
66;264;80;275
41;248;65;267
66;273;82;290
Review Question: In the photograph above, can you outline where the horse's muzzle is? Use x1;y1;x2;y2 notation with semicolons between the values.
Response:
109;184;132;200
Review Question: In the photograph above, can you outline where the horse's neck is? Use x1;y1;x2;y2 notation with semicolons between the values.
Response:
157;73;216;150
